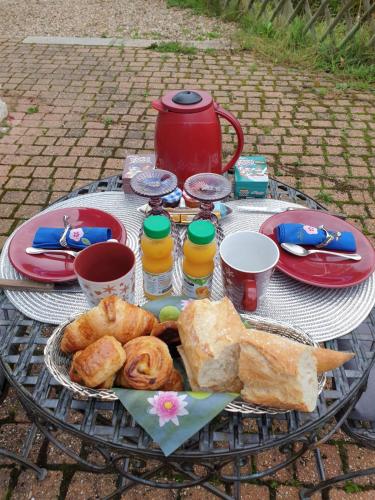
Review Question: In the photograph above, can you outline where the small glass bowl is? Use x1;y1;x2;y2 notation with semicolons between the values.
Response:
183;173;232;223
130;169;178;217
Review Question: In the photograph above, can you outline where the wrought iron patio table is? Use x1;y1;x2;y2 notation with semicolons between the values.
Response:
0;175;374;499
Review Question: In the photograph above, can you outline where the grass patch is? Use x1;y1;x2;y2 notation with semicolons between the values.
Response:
206;30;220;39
170;0;374;90
148;41;197;55
317;190;334;204
167;0;221;16
269;480;278;490
103;117;113;128
315;87;328;96
344;481;364;494
26;106;39;114
0;119;10;138
235;14;374;89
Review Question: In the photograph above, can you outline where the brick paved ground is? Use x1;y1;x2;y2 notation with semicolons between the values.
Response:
0;37;375;498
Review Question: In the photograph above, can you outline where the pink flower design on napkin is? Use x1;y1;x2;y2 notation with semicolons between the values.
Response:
303;225;318;235
69;227;84;242
147;392;188;427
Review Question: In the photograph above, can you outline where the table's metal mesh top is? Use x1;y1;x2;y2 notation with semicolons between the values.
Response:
1;176;374;460
1;180;374;342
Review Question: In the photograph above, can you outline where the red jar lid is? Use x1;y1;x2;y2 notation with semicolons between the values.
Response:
161;90;213;113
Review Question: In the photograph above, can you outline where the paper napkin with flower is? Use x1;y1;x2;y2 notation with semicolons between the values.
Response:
32;226;112;250
113;388;237;456
276;223;356;251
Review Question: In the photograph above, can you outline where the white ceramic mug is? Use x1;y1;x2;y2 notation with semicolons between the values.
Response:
220;231;280;311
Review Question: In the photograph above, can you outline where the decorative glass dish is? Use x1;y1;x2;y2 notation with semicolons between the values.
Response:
183;173;232;223
130;169;178;218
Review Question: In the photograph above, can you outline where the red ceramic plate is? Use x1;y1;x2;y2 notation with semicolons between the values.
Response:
8;207;127;283
259;210;375;288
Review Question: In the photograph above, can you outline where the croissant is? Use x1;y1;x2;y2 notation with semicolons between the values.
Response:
61;295;158;353
96;374;117;389
70;361;116;389
69;335;126;388
69;352;83;383
116;336;173;390
159;368;184;391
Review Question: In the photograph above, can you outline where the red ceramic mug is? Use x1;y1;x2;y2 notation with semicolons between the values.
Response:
74;242;136;307
220;231;280;312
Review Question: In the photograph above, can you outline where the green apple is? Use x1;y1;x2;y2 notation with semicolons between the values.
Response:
159;305;180;322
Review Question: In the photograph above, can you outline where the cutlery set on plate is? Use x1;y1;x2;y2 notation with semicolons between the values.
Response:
1;207;127;292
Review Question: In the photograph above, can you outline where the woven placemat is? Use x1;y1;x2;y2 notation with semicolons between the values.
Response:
1;191;374;341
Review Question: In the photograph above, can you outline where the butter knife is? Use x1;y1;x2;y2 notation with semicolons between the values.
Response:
236;206;347;220
0;278;81;293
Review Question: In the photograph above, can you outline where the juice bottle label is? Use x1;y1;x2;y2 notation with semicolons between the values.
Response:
143;269;172;296
182;272;213;299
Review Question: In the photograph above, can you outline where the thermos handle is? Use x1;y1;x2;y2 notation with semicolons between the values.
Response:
214;103;244;173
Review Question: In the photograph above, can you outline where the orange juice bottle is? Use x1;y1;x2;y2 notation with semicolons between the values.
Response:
182;220;216;299
141;215;173;300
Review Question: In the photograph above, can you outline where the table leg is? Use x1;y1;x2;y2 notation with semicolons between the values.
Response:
300;468;375;499
0;448;47;480
231;457;241;500
219;442;310;482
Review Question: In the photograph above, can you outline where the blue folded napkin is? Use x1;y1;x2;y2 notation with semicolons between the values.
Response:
32;227;112;250
162;187;182;205
276;223;356;252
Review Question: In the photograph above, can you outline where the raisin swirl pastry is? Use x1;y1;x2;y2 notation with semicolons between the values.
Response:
116;336;173;390
160;368;184;391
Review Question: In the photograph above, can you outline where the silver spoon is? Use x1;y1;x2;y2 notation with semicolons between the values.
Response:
281;243;362;261
26;247;78;258
26;239;119;259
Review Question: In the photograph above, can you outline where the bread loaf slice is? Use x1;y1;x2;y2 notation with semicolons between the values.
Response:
177;346;243;393
239;335;318;412
177;297;247;390
246;329;354;373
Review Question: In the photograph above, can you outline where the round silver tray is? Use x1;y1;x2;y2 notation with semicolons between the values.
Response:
1;191;375;342
44;313;326;414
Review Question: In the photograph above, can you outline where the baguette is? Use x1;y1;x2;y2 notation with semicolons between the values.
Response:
177;346;242;393
177;297;247;390
177;298;354;412
246;329;354;373
239;335;318;412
